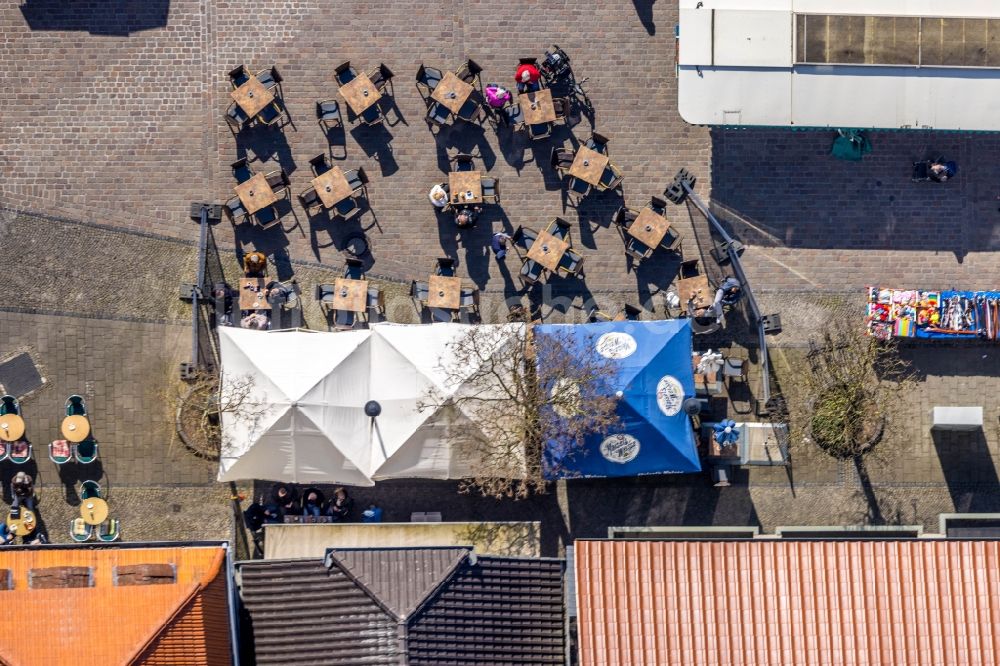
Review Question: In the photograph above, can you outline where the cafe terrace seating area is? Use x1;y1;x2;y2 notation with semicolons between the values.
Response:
222;45;728;334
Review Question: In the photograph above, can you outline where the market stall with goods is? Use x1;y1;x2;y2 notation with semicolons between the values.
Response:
866;287;1000;341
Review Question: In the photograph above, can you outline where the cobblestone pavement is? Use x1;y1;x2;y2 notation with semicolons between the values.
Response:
5;1;1000;545
712;129;1000;290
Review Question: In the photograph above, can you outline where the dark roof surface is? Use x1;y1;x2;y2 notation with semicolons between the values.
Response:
238;549;566;665
238;558;398;665
329;547;467;620
408;555;567;665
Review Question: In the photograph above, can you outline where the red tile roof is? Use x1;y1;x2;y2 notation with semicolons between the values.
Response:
0;544;232;666
575;539;1000;666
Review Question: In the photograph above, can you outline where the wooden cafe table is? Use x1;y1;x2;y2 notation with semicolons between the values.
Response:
519;89;556;124
61;415;90;443
6;508;36;537
568;146;610;186
427;275;462;310
677;274;713;313
448;170;483;206
234;173;278;215
80;498;109;526
340;72;382;115
527;230;570;272
432;72;474;114
239;278;269;310
627;208;671;250
0;414;24;442
312;167;354;208
333;278;368;313
230;76;274;117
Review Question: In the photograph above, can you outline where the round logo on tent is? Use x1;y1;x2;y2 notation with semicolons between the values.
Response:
656;375;684;416
595;332;637;359
600;433;640;463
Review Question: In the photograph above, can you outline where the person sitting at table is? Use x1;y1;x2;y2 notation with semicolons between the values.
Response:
714;277;743;309
243;251;268;277
240;312;271;330
271;482;300;517
428;183;450;209
0;523;14;546
302;489;324;518
265;280;294;307
213;283;236;326
455;206;481;229
515;63;541;92
929;159;958;182
11;471;35;511
326;487;354;521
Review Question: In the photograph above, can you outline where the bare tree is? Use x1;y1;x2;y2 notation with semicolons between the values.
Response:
421;325;620;500
805;323;914;460
172;371;268;460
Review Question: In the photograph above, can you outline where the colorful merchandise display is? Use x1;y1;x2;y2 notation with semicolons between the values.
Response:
866;287;1000;340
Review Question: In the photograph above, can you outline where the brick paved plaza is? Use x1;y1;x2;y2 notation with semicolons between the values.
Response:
3;1;1000;546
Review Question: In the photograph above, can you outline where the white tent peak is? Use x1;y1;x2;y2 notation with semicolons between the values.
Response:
217;324;524;484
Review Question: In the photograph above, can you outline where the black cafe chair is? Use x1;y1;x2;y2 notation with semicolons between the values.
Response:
256;66;283;91
426;101;451;127
229;65;251;88
519;259;544;286
456;58;483;86
334;61;357;86
415;63;443;99
586;131;611;155
316;100;343;130
511;226;537;251
231;158;254;184
310;153;332;177
225;102;250;133
368;63;395;92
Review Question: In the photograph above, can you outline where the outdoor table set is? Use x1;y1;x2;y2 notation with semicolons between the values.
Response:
423;59;485;126
563;144;624;199
226;65;287;131
411;267;480;323
514;218;585;286
0;395;31;464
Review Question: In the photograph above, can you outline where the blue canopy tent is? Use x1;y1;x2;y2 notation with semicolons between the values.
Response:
535;320;701;479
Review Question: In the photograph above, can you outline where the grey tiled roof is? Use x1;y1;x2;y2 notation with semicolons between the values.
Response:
329;547;468;620
237;558;399;665
237;548;565;665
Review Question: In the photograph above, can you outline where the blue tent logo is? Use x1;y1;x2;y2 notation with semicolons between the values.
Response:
595;332;637;359
600;433;641;463
656;375;684;416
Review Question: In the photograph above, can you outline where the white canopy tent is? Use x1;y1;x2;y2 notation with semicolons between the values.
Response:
217;324;524;484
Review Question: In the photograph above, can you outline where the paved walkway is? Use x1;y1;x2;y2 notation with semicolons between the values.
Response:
4;2;1000;545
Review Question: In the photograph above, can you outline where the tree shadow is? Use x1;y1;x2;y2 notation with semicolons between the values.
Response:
933;429;1000;513
631;0;656;35
852;455;884;525
20;0;170;34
